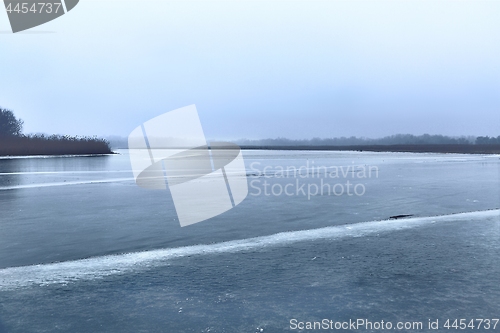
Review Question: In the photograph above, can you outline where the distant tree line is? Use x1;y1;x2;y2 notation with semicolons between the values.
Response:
238;133;500;146
475;136;500;145
0;107;112;156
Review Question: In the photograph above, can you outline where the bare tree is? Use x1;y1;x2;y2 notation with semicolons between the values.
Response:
0;108;24;137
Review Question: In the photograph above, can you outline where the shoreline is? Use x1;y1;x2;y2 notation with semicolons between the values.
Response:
238;144;500;154
0;153;116;159
0;136;114;157
3;144;500;157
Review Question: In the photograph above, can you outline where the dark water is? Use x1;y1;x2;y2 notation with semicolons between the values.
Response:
0;151;499;332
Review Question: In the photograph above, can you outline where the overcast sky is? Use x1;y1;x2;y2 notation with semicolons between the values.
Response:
1;0;499;140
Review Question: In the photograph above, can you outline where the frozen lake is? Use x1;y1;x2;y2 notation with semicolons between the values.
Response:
0;150;499;332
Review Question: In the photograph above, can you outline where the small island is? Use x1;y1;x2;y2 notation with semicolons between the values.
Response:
1;107;113;156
